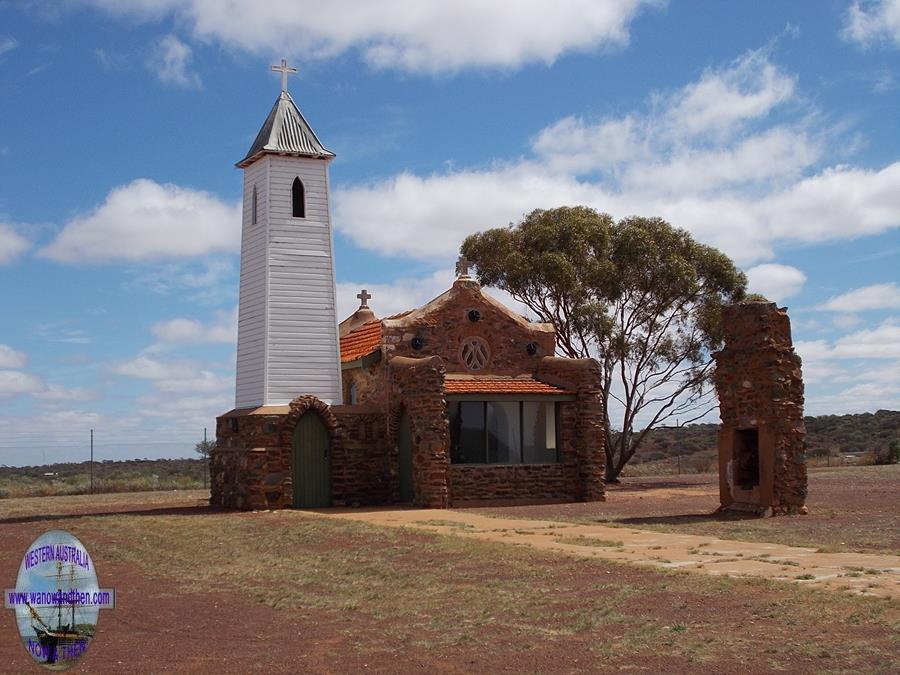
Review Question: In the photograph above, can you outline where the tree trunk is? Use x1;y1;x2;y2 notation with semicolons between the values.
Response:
604;435;634;482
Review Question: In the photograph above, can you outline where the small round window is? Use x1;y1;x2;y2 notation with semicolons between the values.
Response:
460;336;491;371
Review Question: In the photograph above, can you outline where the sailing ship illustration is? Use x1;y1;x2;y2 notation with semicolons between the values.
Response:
23;561;94;667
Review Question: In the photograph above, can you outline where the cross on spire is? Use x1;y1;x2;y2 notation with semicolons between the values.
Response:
271;58;297;93
456;256;472;279
357;289;372;308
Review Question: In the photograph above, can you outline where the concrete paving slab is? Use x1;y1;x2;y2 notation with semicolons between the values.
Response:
300;507;900;600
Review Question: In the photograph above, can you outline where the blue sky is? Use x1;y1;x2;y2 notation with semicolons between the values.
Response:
0;1;898;466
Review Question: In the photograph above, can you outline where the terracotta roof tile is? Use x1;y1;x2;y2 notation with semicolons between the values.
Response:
340;320;382;363
444;378;574;396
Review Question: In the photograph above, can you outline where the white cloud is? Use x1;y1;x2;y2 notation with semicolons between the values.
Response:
34;322;92;344
763;163;900;242
0;370;43;396
532;116;642;175
112;355;191;380
798;319;900;361
0;344;27;369
39;179;240;263
147;34;201;88
125;259;237;305
151;307;237;344
155;370;231;394
873;69;897;93
0;353;96;401
0;223;30;264
84;0;662;74
745;263;807;303
662;49;796;139
94;48;129;71
334;49;900;267
620;127;821;195
0;34;17;57
112;355;231;394
843;0;900;47
819;282;900;311
532;50;805;182
337;269;533;324
336;271;452;321
832;313;863;330
805;354;900;414
832;320;900;359
335;162;603;261
34;384;98;402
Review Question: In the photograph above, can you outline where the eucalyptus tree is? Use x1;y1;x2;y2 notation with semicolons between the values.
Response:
461;206;746;481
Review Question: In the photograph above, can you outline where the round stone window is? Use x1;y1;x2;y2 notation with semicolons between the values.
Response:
460;336;491;371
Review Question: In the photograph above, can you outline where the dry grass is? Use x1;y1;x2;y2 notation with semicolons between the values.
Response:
554;535;624;548
1;489;898;670
473;465;900;555
56;504;900;669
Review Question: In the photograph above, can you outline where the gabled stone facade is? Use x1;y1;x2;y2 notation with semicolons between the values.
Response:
212;275;607;510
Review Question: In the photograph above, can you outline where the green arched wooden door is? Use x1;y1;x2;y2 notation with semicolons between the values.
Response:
292;412;331;508
398;409;414;503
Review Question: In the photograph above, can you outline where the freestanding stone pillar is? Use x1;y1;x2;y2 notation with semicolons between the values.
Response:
713;301;808;515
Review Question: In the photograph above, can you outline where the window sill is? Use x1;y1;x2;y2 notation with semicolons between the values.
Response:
450;462;561;467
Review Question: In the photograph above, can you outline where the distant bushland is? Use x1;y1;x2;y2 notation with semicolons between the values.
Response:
626;409;900;475
0;457;206;499
1;409;897;496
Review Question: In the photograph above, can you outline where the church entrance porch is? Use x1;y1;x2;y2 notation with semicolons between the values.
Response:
212;396;393;510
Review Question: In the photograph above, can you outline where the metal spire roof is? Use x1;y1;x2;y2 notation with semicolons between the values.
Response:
236;91;335;167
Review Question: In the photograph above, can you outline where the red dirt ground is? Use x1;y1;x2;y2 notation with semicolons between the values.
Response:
465;466;900;554
0;469;897;673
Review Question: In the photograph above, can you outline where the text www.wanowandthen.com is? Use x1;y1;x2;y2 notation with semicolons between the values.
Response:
6;588;114;608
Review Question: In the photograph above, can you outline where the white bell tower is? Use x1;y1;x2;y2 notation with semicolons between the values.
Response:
234;60;343;408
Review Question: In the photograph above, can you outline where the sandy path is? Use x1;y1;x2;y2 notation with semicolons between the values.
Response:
309;507;900;600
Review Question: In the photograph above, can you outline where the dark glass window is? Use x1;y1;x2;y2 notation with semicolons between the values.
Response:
292;177;305;218
449;400;558;464
523;401;557;463
487;402;520;463
251;185;258;224
449;402;485;463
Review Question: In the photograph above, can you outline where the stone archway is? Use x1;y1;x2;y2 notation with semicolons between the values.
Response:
278;396;341;507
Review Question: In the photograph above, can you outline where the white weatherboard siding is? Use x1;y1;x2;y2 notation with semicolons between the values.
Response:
234;155;343;407
235;159;267;408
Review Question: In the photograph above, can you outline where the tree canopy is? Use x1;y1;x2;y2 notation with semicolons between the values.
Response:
461;206;747;480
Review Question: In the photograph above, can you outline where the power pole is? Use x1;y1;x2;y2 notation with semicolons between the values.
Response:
90;429;94;494
203;427;208;490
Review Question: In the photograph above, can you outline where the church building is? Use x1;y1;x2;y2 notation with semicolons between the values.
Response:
211;63;607;510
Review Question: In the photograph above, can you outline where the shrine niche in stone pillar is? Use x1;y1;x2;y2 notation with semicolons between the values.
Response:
713;301;808;516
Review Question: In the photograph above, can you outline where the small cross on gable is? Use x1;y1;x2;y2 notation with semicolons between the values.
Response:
455;256;472;279
271;58;298;93
357;289;372;308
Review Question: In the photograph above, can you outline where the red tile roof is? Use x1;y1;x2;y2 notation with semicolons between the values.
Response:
444;378;574;396
340;320;382;363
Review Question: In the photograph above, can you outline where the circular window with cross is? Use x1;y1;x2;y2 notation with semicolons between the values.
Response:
459;336;491;371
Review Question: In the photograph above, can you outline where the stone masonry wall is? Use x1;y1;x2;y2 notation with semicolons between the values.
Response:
382;279;556;375
342;360;388;406
536;356;606;501
713;302;807;514
211;396;391;510
331;407;391;505
388;356;451;508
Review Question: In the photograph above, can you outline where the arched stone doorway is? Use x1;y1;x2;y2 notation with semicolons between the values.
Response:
292;411;331;508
